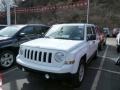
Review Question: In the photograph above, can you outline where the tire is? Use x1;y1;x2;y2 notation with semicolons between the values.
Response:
94;50;98;59
72;60;85;87
98;43;102;51
0;50;15;68
103;40;106;46
117;46;120;53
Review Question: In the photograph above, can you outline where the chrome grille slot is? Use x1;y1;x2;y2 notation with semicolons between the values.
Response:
27;50;30;59
31;50;33;60
48;53;52;63
24;49;52;63
34;51;37;61
39;52;42;61
43;52;47;62
24;49;27;58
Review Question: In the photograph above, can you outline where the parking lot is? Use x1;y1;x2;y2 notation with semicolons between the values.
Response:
1;38;120;90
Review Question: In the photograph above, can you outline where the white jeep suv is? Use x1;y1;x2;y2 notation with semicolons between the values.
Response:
17;23;98;86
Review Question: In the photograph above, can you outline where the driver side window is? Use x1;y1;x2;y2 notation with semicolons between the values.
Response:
20;26;34;35
87;27;92;35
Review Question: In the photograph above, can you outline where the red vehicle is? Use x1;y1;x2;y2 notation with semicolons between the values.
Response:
95;26;106;50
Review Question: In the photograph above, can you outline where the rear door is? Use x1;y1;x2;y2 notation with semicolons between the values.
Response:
91;26;98;53
86;26;94;59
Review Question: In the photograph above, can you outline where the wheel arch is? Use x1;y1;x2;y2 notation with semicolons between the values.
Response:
0;47;18;55
71;54;86;74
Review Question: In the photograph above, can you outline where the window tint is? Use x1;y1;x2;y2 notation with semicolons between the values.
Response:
34;26;41;34
34;26;49;35
87;27;92;34
91;26;96;34
41;26;49;34
21;26;34;35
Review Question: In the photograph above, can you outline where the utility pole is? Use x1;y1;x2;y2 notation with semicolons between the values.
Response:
4;0;11;25
87;0;90;23
13;4;18;24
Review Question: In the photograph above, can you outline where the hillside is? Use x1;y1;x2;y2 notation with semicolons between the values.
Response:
13;0;120;28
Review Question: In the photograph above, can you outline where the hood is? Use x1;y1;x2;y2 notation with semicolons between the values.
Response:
22;38;84;51
0;36;10;41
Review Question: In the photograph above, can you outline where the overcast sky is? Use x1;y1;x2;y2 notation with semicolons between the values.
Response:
0;0;15;11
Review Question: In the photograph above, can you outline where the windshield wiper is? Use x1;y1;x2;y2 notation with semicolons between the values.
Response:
55;37;69;40
44;36;50;38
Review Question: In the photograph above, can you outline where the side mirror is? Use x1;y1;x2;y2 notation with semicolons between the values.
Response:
40;32;45;37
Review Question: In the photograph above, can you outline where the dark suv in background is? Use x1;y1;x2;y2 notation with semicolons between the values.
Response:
0;24;49;68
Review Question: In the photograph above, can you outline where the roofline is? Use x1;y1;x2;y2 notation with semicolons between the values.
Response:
53;23;95;26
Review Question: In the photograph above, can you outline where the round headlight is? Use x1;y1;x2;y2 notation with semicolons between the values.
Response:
54;52;65;63
19;47;23;55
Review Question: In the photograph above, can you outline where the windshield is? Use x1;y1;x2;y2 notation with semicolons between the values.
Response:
0;26;22;37
45;25;84;40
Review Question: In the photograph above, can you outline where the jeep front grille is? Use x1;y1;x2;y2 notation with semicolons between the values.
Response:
24;49;52;63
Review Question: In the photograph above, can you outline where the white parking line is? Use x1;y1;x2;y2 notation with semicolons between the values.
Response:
97;55;118;62
90;46;108;90
2;67;18;76
89;67;120;75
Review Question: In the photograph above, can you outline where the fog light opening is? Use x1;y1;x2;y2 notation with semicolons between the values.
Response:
22;68;25;72
45;74;50;79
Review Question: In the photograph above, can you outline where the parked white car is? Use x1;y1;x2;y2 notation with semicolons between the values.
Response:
17;23;99;86
116;32;120;52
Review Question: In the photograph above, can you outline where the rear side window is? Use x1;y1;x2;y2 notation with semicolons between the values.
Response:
41;26;49;34
87;27;92;35
34;26;49;35
87;26;96;40
91;26;96;35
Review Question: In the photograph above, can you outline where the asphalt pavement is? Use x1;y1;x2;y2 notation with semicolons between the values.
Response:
1;38;120;90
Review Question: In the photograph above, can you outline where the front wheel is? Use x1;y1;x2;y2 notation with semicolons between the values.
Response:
72;61;85;87
98;43;102;51
0;50;15;68
117;46;120;53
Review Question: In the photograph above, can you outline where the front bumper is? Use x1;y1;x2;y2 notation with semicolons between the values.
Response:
17;63;76;80
16;55;76;79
